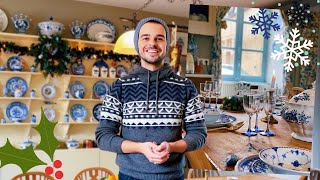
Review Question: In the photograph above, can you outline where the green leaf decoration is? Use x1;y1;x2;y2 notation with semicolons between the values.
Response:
33;108;63;162
0;139;46;173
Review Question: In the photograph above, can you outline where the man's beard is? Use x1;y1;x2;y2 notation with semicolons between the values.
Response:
140;55;164;66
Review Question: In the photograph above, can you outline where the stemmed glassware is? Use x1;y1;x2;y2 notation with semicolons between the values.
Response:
200;83;212;110
251;92;264;133
242;94;258;137
212;79;222;113
260;90;276;136
205;81;213;109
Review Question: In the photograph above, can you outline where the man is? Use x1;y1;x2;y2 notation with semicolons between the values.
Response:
96;17;207;180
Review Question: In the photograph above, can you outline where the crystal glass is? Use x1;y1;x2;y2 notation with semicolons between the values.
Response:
251;92;264;132
260;90;276;136
200;83;212;109
212;79;222;113
242;94;257;136
205;81;213;109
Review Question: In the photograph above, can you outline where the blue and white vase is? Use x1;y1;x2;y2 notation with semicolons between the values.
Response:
3;87;8;97
11;14;31;33
64;114;69;123
70;21;86;39
0;66;6;71
1;118;6;124
30;65;36;72
31;114;36;124
30;89;36;98
64;90;69;98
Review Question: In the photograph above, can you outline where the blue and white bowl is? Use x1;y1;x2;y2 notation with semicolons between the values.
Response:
259;147;311;176
70;21;86;39
38;17;64;36
11;14;31;33
65;139;79;149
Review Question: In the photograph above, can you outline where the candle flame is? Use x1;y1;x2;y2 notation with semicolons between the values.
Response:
273;70;275;75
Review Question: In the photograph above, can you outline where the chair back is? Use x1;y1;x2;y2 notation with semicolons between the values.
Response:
11;172;54;180
74;167;115;180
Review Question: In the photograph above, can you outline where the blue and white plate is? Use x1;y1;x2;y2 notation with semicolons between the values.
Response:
92;103;102;121
235;154;260;173
86;19;116;42
41;83;56;99
6;101;28;122
251;159;271;174
93;59;108;69
71;62;85;75
93;81;109;99
70;104;87;122
6;77;28;97
69;81;86;99
7;56;23;71
116;64;129;77
205;114;237;128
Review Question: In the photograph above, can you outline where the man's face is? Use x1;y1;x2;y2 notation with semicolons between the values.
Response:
138;22;166;65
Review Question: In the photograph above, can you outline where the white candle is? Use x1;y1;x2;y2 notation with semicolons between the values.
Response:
271;70;276;88
311;33;320;170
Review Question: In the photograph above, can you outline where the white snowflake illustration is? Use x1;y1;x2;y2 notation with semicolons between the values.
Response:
271;28;313;72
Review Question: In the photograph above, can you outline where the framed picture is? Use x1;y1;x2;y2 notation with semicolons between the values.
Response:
176;32;188;55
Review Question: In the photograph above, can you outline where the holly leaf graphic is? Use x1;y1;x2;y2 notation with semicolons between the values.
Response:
0;139;46;173
33;108;63;162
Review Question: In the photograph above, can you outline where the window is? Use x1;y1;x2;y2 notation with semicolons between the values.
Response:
221;7;268;82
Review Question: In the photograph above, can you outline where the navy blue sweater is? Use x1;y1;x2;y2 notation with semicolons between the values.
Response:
96;64;207;180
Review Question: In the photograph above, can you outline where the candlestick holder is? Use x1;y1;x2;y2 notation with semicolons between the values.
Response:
261;89;278;124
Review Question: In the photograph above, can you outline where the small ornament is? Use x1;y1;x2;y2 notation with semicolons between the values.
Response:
14;87;23;97
90;117;94;122
1;118;6;124
64;114;69;123
70;21;86;39
3;87;8;97
64;90;69;98
11;13;31;33
100;66;108;78
0;66;6;71
109;66;116;78
30;65;36;72
31;114;36;124
30;89;36;98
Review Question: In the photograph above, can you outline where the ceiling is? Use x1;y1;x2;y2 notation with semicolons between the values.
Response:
74;0;319;18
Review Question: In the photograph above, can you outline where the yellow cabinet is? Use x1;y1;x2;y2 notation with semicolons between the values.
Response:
0;32;123;148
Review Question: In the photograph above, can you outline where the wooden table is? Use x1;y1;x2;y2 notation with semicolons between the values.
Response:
203;111;312;171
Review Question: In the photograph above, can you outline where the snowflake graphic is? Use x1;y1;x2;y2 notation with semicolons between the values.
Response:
286;2;313;28
249;8;281;39
271;28;313;72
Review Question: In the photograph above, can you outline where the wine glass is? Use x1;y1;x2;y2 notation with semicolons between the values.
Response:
200;83;207;110
212;79;222;113
205;81;213;109
241;94;257;136
260;90;276;137
251;94;264;132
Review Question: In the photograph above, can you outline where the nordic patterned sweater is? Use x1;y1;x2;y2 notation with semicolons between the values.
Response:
96;64;207;180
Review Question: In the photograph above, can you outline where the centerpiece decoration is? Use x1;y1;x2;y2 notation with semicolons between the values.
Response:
30;35;71;77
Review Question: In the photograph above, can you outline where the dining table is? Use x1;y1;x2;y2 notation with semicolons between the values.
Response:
203;109;312;171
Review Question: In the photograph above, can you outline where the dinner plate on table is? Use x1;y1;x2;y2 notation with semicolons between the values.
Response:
205;114;236;128
251;159;272;174
6;77;28;97
235;154;260;173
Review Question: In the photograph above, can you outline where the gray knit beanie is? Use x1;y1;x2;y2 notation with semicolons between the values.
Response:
134;17;170;55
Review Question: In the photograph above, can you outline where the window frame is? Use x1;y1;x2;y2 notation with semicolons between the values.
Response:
221;7;268;82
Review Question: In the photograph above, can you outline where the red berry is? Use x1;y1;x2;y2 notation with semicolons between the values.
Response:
45;166;53;175
54;160;62;168
55;171;64;179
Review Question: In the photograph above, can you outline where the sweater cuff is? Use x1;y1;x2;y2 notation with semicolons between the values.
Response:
114;137;125;153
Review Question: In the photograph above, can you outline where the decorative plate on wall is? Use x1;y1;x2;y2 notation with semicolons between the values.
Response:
86;19;116;42
44;107;56;122
92;103;102;121
0;8;8;32
93;80;109;99
6;77;28;97
69;81;86;98
41;83;56;99
7;56;24;71
70;104;87;122
6;102;28;123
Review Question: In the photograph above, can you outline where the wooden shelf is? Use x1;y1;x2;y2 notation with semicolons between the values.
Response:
0;123;38;126
0;71;42;75
58;122;99;125
58;98;103;102
64;74;117;80
0;97;43;100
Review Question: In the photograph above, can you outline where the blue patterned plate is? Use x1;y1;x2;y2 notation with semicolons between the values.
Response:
205;114;237;128
6;101;28;122
7;56;23;71
235;154;260;173
69;81;86;98
86;18;116;41
70;104;87;122
93;81;109;99
44;107;56;122
41;83;56;99
92;103;102;121
6;77;28;97
251;159;272;174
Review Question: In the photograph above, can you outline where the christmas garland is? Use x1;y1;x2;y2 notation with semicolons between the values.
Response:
0;35;138;77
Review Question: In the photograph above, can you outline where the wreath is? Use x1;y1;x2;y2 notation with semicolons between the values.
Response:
30;35;71;77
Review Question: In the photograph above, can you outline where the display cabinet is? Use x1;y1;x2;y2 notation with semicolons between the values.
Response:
0;32;127;148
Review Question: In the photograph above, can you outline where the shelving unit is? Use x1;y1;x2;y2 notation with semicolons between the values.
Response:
0;32;128;148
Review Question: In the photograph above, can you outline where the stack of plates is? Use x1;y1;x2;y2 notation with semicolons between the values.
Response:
235;154;271;174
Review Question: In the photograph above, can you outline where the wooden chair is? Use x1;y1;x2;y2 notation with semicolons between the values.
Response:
11;172;54;180
74;167;115;180
286;83;304;99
